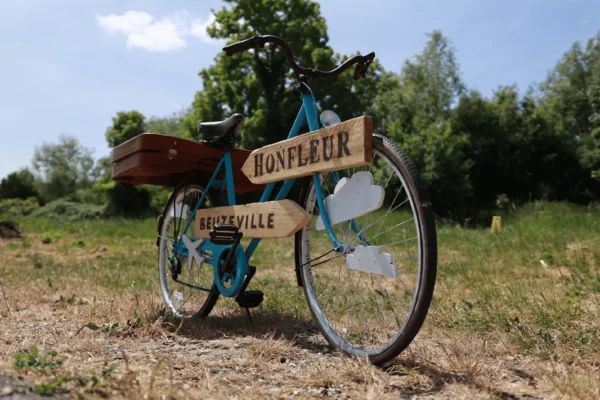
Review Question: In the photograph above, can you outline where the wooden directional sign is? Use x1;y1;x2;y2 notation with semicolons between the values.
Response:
242;116;373;185
194;199;311;239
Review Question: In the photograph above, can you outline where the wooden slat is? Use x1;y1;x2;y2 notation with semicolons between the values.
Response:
241;116;373;184
194;200;311;238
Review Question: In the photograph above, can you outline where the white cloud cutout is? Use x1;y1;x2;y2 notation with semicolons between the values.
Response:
346;245;397;278
316;171;384;230
96;10;218;52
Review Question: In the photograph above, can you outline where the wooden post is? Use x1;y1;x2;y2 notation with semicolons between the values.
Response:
491;216;502;233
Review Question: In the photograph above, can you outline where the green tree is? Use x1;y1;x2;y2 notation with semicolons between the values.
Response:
183;0;382;149
0;169;39;200
32;135;95;202
452;86;532;212
520;92;586;202
91;156;112;183
146;108;191;137
104;110;152;217
535;33;600;198
105;110;146;147
374;31;471;217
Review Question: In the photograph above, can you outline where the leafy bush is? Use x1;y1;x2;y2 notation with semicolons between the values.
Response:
0;197;39;217
146;185;171;214
13;346;63;371
31;199;107;221
28;253;55;269
40;231;63;244
104;182;153;218
65;188;107;205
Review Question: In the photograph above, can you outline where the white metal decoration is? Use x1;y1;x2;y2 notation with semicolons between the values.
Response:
316;171;384;230
345;245;397;278
181;234;204;271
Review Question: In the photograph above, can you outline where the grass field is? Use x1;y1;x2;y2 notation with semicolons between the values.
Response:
0;201;599;399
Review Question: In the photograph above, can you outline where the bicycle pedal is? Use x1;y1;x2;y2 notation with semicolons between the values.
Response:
235;290;264;308
209;223;242;245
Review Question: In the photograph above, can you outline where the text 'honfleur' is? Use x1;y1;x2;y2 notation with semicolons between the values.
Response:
254;131;351;177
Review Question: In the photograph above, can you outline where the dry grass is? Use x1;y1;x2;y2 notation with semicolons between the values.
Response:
1;201;599;398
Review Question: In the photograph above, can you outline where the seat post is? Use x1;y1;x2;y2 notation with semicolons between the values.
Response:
223;151;236;206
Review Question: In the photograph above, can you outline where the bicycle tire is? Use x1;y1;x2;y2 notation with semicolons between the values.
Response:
158;183;222;319
294;134;437;364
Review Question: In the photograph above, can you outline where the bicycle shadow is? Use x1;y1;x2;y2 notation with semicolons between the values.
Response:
380;358;472;397
380;358;525;399
160;312;518;397
163;310;330;354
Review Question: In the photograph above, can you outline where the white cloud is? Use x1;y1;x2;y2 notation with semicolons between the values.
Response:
316;171;384;230
190;14;217;43
96;10;218;52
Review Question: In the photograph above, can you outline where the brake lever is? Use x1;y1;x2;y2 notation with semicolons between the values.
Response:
352;52;375;80
352;63;366;80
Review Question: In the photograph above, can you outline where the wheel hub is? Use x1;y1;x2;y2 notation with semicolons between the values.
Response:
337;243;355;256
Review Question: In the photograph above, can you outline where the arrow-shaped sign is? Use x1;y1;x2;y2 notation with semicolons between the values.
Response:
241;116;373;185
194;199;311;239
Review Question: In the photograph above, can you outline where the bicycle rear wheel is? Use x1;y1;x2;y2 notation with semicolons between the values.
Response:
295;134;437;364
158;183;221;319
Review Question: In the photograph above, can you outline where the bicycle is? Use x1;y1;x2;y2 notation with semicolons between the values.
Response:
156;35;437;364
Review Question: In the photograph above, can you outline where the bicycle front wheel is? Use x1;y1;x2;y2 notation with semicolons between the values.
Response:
295;134;437;364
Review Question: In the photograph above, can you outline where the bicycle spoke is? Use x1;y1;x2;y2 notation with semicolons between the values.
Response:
315;260;343;304
371;217;414;241
348;198;409;243
372;274;403;329
358;273;366;334
382;237;417;247
366;275;388;334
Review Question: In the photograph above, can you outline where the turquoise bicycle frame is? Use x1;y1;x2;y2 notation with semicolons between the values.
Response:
173;86;342;297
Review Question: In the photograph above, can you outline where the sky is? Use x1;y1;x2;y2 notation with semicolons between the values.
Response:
1;0;599;179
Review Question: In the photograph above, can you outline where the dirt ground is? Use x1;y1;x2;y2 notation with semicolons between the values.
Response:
0;281;580;400
3;206;600;400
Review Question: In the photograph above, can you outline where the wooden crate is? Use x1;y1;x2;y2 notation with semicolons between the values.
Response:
111;134;262;194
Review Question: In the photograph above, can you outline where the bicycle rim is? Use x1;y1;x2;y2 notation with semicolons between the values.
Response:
297;135;437;363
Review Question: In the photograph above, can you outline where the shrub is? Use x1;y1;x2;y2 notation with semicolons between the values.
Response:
104;183;153;218
30;199;107;221
0;197;39;217
66;188;107;205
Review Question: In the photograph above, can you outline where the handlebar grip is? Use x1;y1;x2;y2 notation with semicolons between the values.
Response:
223;36;261;56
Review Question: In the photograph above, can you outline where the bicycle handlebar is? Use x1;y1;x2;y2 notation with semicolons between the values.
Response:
223;35;375;80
